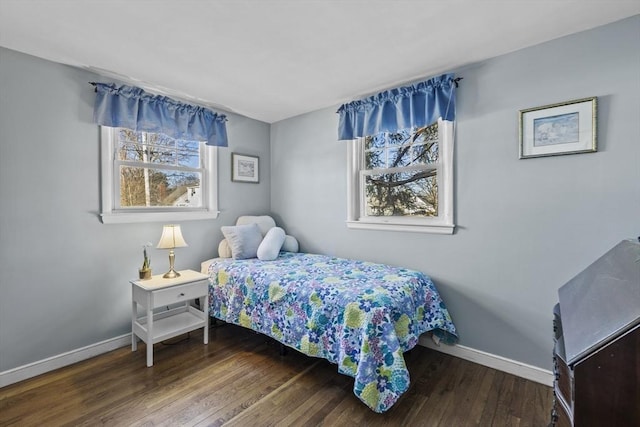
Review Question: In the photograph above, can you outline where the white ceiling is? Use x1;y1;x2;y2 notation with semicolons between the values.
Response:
1;0;638;123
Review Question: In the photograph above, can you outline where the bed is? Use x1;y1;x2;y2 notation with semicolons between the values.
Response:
204;250;457;413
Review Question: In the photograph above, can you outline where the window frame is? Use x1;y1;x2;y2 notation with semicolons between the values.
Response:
99;126;219;224
346;118;455;234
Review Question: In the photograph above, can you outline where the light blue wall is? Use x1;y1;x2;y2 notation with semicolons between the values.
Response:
1;16;637;376
270;16;640;369
0;47;271;372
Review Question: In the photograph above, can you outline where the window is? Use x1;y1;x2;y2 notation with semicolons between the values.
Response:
100;127;219;224
347;118;454;234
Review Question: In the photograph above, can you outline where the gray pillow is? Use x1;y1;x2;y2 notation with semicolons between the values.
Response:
221;223;263;259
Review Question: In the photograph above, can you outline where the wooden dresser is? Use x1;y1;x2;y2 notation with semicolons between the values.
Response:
551;239;640;427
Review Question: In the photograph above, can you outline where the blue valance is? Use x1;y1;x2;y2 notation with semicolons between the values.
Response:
337;73;457;140
91;82;228;147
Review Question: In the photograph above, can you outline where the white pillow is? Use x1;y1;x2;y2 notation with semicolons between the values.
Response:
221;223;263;259
282;235;299;253
257;227;286;261
218;239;232;258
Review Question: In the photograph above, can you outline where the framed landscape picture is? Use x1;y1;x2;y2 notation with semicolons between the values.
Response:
232;153;259;183
519;97;597;159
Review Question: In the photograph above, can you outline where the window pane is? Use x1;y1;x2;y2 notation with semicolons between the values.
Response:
144;133;177;166
411;141;439;164
387;129;411;146
117;129;145;161
364;124;439;170
119;166;202;208
411;122;439;164
364;170;438;217
364;133;386;150
365;149;385;169
175;139;200;168
116;130;200;168
387;146;413;167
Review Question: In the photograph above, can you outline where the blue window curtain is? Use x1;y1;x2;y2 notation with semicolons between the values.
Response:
337;73;457;140
91;82;228;147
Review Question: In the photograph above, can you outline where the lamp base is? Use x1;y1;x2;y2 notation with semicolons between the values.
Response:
163;249;181;279
162;269;181;279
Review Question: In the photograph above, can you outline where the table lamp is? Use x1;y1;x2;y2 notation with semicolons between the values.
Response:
157;224;188;278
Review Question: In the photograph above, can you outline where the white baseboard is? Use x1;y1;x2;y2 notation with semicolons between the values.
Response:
1;332;553;389
419;336;553;387
0;334;131;388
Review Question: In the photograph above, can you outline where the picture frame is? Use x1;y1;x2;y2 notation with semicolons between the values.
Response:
519;97;597;159
231;153;259;183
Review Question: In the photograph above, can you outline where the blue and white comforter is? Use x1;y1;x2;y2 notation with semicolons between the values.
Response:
207;252;457;413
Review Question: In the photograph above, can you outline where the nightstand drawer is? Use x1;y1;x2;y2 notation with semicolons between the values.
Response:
153;280;208;307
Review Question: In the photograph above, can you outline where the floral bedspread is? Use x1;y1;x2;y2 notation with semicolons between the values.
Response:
207;252;457;413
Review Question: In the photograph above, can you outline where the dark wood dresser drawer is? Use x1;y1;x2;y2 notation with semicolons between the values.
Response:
553;349;571;410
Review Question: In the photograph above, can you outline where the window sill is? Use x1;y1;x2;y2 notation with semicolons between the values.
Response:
345;220;454;234
100;210;220;224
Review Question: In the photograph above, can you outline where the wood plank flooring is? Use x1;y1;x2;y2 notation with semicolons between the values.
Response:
0;324;553;426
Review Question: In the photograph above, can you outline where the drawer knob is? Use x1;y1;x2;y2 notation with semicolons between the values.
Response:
179;293;185;297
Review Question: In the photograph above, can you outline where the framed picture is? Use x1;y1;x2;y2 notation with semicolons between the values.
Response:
231;153;259;183
519;97;597;159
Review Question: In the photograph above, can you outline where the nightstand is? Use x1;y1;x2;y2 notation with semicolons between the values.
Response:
131;269;209;367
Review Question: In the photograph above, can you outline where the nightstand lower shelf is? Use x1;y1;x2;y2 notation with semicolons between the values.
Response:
133;306;207;344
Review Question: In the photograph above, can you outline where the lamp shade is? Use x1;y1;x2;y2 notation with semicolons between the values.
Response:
157;225;188;249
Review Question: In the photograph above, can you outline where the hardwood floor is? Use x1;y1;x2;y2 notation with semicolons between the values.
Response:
0;324;553;426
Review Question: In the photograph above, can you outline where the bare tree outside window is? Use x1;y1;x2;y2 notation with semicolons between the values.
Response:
116;129;203;208
363;122;439;217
